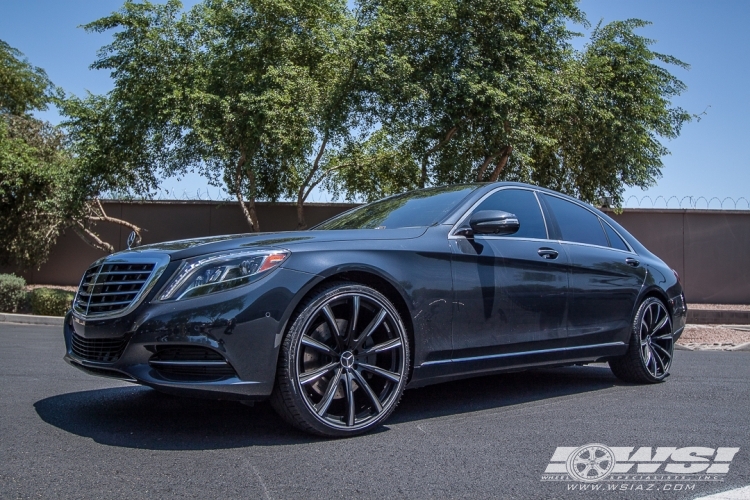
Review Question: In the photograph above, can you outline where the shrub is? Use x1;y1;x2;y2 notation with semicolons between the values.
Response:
0;274;27;313
28;288;75;316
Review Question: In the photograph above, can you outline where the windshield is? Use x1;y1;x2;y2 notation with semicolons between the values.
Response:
314;185;478;230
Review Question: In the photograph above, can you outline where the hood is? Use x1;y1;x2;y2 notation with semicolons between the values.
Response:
116;227;428;261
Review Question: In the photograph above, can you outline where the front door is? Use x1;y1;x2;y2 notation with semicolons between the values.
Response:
450;188;569;361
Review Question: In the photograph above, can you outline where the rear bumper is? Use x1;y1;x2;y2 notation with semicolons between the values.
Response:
670;291;688;342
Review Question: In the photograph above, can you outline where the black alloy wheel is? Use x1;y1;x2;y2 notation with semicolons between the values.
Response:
271;282;410;437
610;297;674;383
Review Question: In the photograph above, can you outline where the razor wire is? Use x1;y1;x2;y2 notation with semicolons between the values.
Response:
622;195;750;210
102;189;750;210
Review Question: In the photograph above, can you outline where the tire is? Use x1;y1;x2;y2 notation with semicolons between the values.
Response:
609;297;674;384
270;282;410;437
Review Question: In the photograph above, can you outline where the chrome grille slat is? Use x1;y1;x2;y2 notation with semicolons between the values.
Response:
73;261;156;318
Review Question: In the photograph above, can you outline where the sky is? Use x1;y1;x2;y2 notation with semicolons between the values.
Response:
1;0;748;208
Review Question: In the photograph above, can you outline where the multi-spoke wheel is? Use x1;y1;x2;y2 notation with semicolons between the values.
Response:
271;282;410;437
610;297;674;383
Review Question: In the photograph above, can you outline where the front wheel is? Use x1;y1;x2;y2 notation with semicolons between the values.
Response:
271;282;410;437
609;297;674;383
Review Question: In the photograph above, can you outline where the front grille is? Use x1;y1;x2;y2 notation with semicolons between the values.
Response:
74;262;155;317
71;332;128;363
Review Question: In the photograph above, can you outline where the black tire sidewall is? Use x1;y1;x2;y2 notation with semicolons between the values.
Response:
272;282;410;437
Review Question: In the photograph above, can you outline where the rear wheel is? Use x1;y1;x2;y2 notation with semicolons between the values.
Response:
610;297;674;383
271;282;410;437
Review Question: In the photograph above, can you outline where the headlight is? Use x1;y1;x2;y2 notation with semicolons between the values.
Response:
159;249;289;301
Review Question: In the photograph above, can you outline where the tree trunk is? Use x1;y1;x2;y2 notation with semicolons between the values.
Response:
488;145;513;182
234;152;260;232
296;197;306;230
421;126;459;188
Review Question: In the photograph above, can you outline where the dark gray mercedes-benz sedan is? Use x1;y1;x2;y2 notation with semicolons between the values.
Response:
64;182;686;436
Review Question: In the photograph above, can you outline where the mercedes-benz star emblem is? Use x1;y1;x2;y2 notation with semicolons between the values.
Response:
127;231;137;250
341;351;355;369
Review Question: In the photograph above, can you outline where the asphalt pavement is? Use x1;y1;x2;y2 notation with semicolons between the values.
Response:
1;323;748;500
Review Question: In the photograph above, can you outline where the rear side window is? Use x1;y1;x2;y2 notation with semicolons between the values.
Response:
473;188;547;239
603;221;629;251
542;194;609;247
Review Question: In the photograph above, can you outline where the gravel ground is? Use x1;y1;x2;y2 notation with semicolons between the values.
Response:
678;324;750;350
688;303;750;310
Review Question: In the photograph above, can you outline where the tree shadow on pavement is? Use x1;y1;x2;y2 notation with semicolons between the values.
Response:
34;364;620;450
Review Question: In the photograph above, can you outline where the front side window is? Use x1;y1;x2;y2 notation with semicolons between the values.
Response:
542;194;609;247
472;188;547;239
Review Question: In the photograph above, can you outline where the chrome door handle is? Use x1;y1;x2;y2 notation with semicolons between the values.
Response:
538;248;559;260
625;258;640;267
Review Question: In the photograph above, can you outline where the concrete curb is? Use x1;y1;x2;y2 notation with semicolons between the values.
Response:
0;313;64;327
688;309;750;325
675;344;695;351
730;342;750;352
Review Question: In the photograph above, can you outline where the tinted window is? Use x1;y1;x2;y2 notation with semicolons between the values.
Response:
473;189;547;239
315;185;476;230
603;222;629;251
542;194;609;247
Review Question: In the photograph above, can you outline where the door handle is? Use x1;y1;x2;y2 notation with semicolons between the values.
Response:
625;257;640;267
538;248;559;260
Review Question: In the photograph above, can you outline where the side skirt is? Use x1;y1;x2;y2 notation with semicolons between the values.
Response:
407;342;626;389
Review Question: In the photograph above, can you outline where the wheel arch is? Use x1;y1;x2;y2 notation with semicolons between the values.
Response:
288;266;417;381
639;286;673;319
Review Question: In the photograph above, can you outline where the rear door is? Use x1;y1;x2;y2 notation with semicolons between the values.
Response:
450;187;569;361
539;193;646;347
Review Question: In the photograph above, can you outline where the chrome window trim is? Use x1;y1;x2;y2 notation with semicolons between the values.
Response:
72;253;171;321
599;219;635;254
420;341;626;367
539;192;637;254
533;191;550;240
558;239;636;255
449;186;551;241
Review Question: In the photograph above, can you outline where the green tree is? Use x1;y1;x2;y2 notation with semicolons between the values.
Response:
0;39;146;269
330;2;691;207
78;0;377;230
0;39;67;268
529;20;691;205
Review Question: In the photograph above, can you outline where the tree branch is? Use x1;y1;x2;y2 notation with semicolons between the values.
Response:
421;125;459;188
488;145;513;182
72;222;114;254
88;198;145;245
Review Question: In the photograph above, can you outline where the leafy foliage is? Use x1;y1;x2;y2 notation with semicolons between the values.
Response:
0;273;27;313
28;287;75;316
325;1;692;207
0;38;147;269
0;40;56;115
60;0;693;237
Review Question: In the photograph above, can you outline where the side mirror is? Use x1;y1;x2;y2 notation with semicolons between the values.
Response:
468;210;520;236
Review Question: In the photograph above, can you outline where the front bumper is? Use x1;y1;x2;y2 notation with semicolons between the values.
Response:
63;267;317;400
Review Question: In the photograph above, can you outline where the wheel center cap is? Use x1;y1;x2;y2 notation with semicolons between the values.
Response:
341;351;355;368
